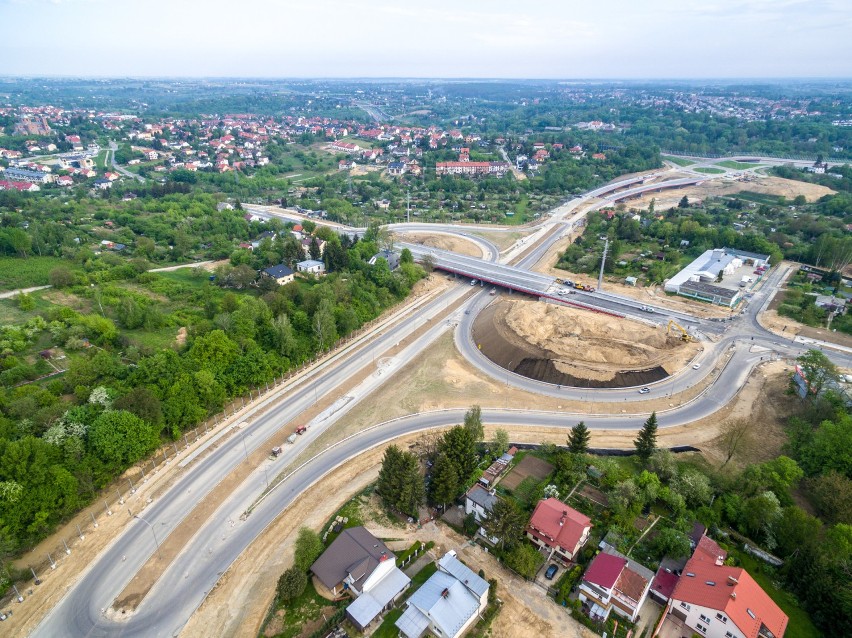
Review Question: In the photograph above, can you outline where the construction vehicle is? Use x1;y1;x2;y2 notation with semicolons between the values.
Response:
555;278;564;285
667;319;692;342
287;433;298;444
295;425;307;435
573;283;595;292
270;446;282;459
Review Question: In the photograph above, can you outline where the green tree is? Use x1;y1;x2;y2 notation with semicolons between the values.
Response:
491;428;510;456
505;543;544;579
400;247;413;264
48;266;75;288
567;421;591;454
634;412;658;462
439;426;478;483
796;349;840;401
481;497;525;551
774;506;823;558
113;387;163;426
653;528;691;560
799;414;852;477
807;472;852;525
277;566;307;602
428;452;459;509
294;527;324;572
87;410;159;470
377;445;424;518
740;491;782;542
463;405;484;442
16;293;35;311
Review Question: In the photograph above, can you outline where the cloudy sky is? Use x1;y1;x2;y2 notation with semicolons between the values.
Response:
1;0;850;78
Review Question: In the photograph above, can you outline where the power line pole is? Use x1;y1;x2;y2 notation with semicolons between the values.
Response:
597;237;609;291
406;191;411;224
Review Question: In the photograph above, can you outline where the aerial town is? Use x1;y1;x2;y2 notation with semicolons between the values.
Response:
1;4;851;638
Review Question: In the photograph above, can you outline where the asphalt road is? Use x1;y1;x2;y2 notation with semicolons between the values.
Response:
31;157;852;638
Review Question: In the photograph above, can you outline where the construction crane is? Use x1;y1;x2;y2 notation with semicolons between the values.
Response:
667;319;693;342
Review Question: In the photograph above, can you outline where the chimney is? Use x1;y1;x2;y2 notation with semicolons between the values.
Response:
731;592;737;600
727;575;739;585
379;553;388;562
560;511;568;527
441;588;449;599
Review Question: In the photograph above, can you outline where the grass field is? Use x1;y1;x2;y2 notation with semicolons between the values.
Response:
694;167;726;174
0;256;69;291
717;160;764;170
662;156;696;167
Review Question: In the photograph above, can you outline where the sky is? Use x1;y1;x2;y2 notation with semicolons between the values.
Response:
1;0;851;78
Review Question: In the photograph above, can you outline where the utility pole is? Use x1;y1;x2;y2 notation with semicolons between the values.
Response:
597;237;609;291
406;191;411;224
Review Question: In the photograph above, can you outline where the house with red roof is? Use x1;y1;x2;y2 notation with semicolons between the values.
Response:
525;498;592;563
660;540;787;638
578;547;654;623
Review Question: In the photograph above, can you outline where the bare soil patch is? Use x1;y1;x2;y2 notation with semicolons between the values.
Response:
174;326;187;347
500;455;555;491
396;232;483;257
473;298;699;387
625;175;834;210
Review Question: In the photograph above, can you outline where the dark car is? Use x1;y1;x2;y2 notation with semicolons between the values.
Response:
545;564;558;580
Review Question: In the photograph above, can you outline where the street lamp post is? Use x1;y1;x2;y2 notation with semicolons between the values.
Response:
134;515;162;559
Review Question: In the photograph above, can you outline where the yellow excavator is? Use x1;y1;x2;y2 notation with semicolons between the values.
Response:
667;319;693;342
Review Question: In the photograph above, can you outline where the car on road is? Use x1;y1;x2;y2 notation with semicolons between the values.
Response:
470;279;478;286
640;306;654;313
638;387;650;394
692;363;701;370
545;564;559;580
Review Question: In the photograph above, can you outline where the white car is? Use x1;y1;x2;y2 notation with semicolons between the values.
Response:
638;387;651;394
692;363;701;370
470;279;478;286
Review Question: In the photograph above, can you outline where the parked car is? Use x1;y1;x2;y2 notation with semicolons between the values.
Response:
692;363;701;370
545;564;559;580
638;387;651;394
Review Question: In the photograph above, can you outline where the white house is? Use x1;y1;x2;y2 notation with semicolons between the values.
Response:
345;554;411;631
464;485;499;544
396;551;489;638
666;545;788;638
296;259;326;275
261;264;295;285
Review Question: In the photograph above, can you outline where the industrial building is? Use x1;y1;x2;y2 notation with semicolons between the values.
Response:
664;248;770;308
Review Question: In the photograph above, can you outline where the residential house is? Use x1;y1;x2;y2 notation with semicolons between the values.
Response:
310;527;410;631
667;557;788;638
396;550;489;638
388;161;406;176
93;178;112;190
464;485;500;544
56;175;74;187
525;498;592;563
296;259;326;275
656;531;787;638
261;264;295;285
0;180;40;192
368;249;400;270
578;546;654;623
4;167;53;184
301;236;326;259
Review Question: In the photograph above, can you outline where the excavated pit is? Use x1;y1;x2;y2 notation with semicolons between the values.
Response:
471;298;698;389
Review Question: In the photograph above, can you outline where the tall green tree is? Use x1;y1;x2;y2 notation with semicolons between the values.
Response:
463;405;484;442
293;527;324;572
428;452;459;509
567;421;591;454
87;410;159;470
634;412;658;462
439;426;478;483
481;497;525;551
796;349;840;401
491;428;510;456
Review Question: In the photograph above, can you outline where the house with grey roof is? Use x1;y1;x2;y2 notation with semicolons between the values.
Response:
310;526;411;631
261;263;295;285
369;249;400;271
396;550;489;638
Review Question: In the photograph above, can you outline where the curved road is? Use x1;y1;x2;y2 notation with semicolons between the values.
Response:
31;157;852;638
